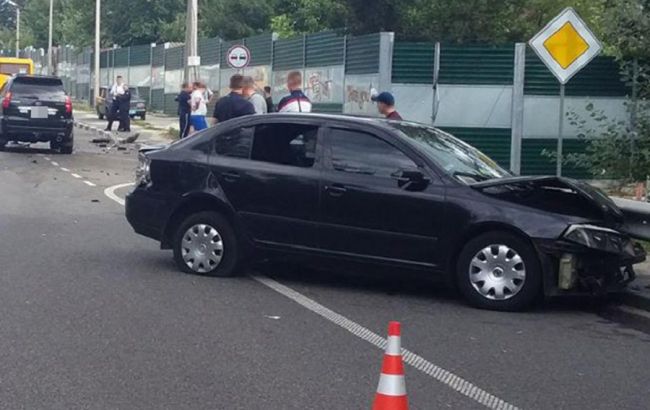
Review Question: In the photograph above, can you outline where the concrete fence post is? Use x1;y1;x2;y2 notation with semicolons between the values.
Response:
510;43;526;175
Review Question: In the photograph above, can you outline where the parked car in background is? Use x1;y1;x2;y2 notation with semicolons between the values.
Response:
95;86;147;120
125;114;648;311
0;74;73;154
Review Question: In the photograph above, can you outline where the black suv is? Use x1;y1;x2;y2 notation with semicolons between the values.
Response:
0;74;74;153
125;114;646;311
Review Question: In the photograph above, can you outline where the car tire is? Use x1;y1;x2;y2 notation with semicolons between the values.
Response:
172;211;240;277
140;114;146;121
60;145;73;155
49;140;60;152
0;138;6;151
456;231;542;311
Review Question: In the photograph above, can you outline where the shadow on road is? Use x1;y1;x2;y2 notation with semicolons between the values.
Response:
252;260;609;315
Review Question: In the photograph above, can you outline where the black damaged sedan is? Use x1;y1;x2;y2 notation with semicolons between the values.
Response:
125;114;647;311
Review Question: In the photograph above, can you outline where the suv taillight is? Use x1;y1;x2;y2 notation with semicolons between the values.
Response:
2;92;12;109
65;95;72;114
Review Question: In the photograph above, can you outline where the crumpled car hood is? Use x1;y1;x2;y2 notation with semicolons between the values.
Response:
471;176;627;228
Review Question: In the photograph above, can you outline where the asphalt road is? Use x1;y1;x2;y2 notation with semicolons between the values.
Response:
1;128;649;410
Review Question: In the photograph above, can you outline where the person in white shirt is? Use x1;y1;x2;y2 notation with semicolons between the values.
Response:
105;75;125;131
190;81;208;133
242;76;268;114
110;75;125;98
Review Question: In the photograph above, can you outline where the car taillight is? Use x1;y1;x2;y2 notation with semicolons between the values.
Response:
2;92;12;109
65;96;72;114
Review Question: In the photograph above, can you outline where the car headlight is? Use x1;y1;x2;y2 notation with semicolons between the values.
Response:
563;224;627;253
135;153;151;186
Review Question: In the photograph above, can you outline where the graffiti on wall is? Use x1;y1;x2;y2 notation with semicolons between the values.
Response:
344;74;379;115
304;67;344;103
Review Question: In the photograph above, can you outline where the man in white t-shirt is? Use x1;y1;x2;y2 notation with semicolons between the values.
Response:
190;81;208;133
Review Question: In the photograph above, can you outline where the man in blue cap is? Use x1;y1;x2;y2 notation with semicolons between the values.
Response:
371;91;402;120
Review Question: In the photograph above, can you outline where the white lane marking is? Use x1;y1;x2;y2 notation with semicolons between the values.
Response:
60;167;70;172
252;275;519;410
51;161;59;166
102;185;520;410
104;182;135;206
37;153;44;157
84;180;97;187
43;156;51;161
71;173;82;179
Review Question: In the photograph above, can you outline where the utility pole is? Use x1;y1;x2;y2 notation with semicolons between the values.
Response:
183;0;199;83
47;0;54;74
6;1;19;58
94;0;101;104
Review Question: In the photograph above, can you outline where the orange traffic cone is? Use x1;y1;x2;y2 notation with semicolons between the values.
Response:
372;321;408;410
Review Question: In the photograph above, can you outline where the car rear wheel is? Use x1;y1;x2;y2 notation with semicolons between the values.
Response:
60;144;73;155
140;114;146;121
172;211;240;277
456;231;542;311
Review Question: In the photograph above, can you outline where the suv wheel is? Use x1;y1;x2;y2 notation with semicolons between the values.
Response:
172;211;240;277
456;231;542;311
60;144;73;155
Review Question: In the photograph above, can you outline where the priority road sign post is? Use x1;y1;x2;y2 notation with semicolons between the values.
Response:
529;7;602;177
227;45;251;71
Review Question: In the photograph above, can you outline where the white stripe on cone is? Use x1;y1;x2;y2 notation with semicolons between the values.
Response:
377;374;407;396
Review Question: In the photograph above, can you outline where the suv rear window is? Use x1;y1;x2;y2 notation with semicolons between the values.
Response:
11;78;66;100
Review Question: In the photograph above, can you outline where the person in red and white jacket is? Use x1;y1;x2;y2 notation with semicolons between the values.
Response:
277;71;312;113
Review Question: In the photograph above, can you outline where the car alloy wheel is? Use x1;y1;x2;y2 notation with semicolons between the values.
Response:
469;244;526;300
181;223;224;273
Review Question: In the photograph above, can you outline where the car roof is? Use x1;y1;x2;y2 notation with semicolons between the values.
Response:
13;74;61;80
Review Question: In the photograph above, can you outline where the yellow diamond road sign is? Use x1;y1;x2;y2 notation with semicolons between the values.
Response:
529;8;602;84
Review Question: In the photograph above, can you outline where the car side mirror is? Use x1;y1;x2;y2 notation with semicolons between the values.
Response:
391;168;430;191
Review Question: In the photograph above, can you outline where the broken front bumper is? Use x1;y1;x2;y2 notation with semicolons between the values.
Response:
535;238;646;296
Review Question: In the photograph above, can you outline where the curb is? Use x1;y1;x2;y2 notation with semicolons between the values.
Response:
74;120;117;144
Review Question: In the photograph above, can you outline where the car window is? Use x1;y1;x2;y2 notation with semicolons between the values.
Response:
328;128;417;177
11;78;66;101
250;123;319;168
215;126;254;158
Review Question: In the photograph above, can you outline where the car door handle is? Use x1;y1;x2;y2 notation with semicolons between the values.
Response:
221;171;240;182
325;184;347;197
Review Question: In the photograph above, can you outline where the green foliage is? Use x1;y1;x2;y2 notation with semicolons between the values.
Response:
552;104;650;182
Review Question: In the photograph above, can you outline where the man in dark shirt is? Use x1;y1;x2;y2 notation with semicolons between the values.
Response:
175;82;192;139
212;74;256;124
371;91;403;120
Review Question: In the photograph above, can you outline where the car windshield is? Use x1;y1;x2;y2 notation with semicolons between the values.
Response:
392;123;510;183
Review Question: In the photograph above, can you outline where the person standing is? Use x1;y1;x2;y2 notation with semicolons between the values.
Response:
371;91;403;120
175;82;192;139
117;84;132;132
264;86;275;113
277;71;312;113
243;76;267;115
190;81;209;133
105;75;125;131
212;74;256;124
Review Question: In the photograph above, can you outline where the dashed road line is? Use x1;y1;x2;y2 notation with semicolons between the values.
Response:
84;180;97;187
43;156;51;161
60;167;70;172
102;182;520;410
51;161;59;166
70;173;82;179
